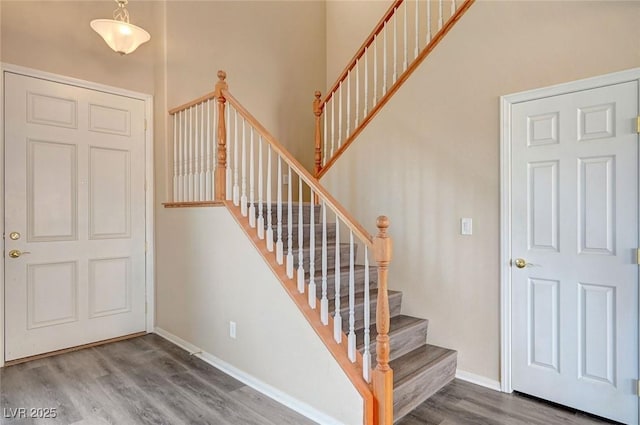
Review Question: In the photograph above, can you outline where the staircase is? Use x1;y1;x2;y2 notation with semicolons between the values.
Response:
166;1;475;423
250;202;457;423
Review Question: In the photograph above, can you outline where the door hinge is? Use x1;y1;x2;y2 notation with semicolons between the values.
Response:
144;241;148;253
145;301;148;314
144;119;148;132
637;379;640;396
636;116;640;134
636;248;640;265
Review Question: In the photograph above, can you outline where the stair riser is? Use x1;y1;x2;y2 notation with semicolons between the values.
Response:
334;292;402;333
308;266;378;301
267;224;337;247
292;244;355;272
253;204;322;225
368;322;428;362
393;353;457;423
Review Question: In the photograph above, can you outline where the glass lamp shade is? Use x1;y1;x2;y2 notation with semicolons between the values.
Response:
90;19;150;55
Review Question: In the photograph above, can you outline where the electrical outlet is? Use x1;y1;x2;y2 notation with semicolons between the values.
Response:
229;321;237;339
283;174;289;185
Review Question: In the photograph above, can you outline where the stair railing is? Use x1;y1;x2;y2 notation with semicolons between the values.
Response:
168;71;394;425
314;0;475;178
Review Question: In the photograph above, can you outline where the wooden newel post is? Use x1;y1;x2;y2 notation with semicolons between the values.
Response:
313;91;323;177
214;70;228;201
372;216;393;425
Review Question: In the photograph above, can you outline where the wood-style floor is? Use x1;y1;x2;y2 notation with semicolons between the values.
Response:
397;379;617;425
0;334;315;425
0;334;617;425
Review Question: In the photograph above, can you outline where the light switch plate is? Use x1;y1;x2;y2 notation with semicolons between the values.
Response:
461;218;473;235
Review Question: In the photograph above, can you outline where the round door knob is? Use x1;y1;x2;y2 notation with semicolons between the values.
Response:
514;258;527;269
8;249;30;258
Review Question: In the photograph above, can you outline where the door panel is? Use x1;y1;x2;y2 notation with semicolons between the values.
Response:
4;72;146;361
511;81;638;424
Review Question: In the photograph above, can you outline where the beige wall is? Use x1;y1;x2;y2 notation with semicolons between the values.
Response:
0;0;156;94
156;208;363;424
323;0;640;382
325;0;389;86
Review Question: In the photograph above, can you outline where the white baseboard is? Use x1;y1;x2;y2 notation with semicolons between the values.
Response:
455;369;502;392
153;327;345;425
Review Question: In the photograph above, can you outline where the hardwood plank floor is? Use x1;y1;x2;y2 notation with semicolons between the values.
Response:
0;334;316;425
1;334;620;425
397;379;619;425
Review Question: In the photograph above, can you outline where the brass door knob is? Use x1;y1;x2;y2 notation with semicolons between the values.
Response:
9;249;30;258
514;258;528;269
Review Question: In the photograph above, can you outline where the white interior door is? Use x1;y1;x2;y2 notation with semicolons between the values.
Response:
4;72;147;361
510;80;639;424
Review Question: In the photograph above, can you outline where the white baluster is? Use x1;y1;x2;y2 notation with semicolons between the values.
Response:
188;107;194;201
257;136;264;239
308;188;316;309
348;231;356;362
346;71;351;138
195;103;201;201
373;34;378;104
355;59;360;129
199;103;205;201
338;83;343;148
334;219;342;343
206;100;212;200
225;98;231;200
233;109;240;206
177;112;183;201
403;1;408;72
364;47;369;116
393;9;397;84
297;176;305;293
173;114;178;201
266;146;274;252
427;0;432;43
323;103;328;166
451;0;456;16
383;21;387;95
249;128;256;227
415;0;420;60
276;156;283;264
363;246;371;382
182;109;188;200
240;119;248;216
321;201;329;325
330;96;335;158
286;167;294;279
438;0;443;30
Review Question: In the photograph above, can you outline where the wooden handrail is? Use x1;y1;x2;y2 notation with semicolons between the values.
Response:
322;0;404;106
223;88;374;247
316;0;476;179
372;216;393;425
168;90;217;116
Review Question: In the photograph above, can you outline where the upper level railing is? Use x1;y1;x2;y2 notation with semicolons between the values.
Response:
313;0;475;178
168;71;394;425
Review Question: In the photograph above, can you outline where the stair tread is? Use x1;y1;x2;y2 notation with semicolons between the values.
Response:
305;264;376;280
356;315;426;348
391;344;457;387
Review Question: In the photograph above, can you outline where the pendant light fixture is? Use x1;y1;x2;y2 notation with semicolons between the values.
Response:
90;0;150;55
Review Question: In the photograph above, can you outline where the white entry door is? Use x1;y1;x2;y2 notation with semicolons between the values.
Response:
4;72;147;361
511;80;638;424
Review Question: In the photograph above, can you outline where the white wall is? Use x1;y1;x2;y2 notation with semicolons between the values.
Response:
156;207;363;424
322;0;640;382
